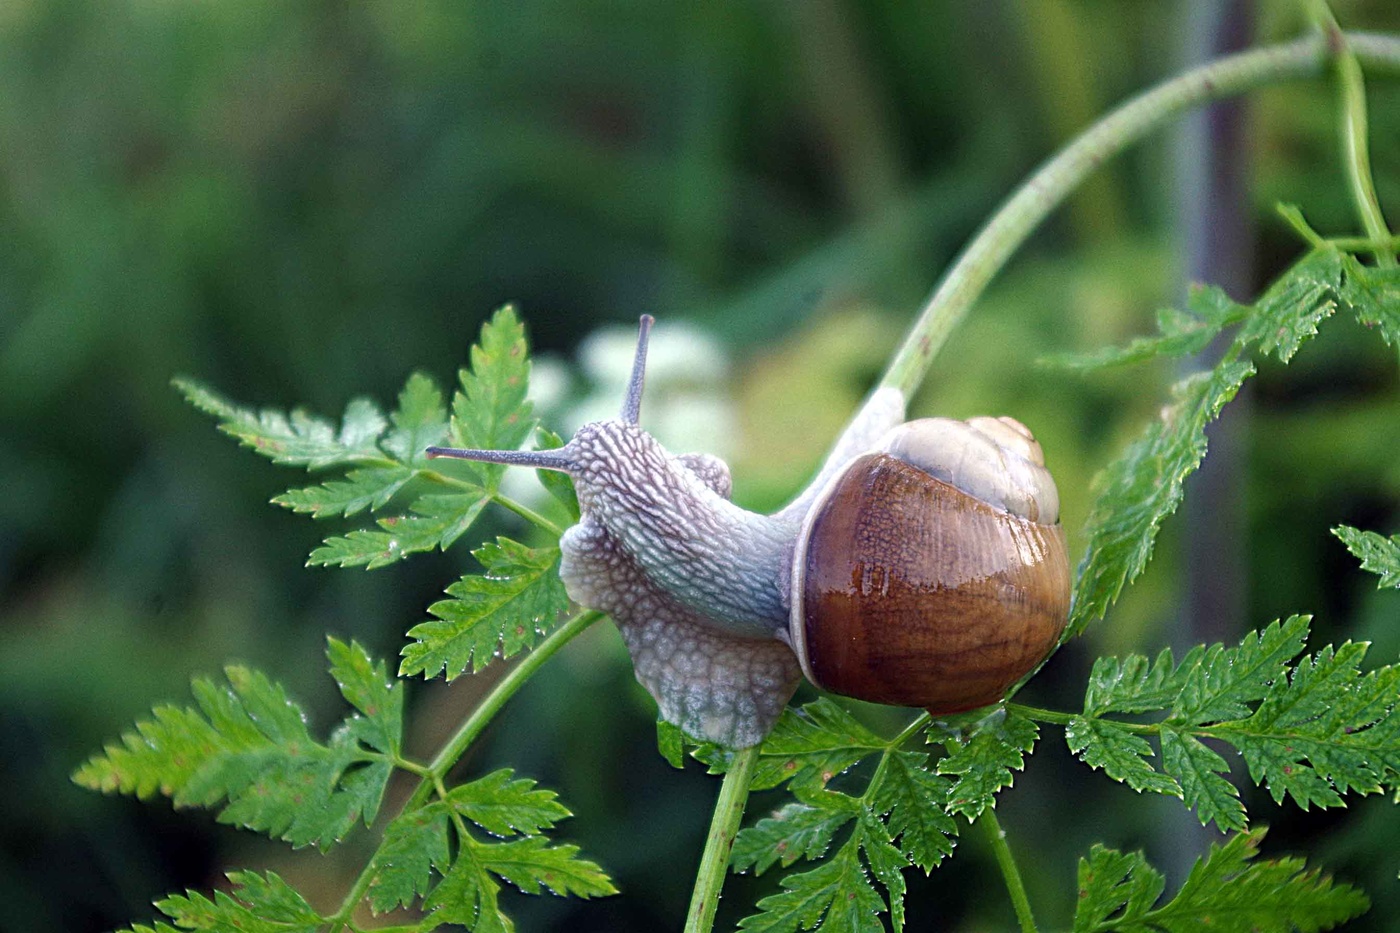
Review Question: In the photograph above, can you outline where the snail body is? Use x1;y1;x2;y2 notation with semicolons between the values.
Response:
428;317;1069;748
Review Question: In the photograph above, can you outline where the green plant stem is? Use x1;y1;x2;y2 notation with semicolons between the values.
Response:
979;808;1037;933
1312;9;1397;267
874;31;1400;402
327;609;604;930
1011;703;1162;735
406;609;604;811
490;492;566;537
684;744;762;933
1008;703;1077;727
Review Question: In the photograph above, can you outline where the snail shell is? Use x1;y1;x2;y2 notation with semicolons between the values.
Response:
788;417;1070;713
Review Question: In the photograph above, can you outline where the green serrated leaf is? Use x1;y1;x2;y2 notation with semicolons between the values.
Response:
1043;285;1248;370
1159;728;1245;832
1073;844;1166;932
399;538;568;679
935;707;1038;820
418;832;616;928
308;492;488;569
1237;248;1343;362
856;811;908;933
273;465;414;518
174;378;392;470
1070;358;1254;635
147;871;322;933
448;306;537;488
326;637;403;758
738;840;885;933
1066;717;1181;798
1075;615;1400;830
476;835;617;899
425;845;511;932
695;699;887;792
1084;647;1191;717
657;719;686;769
1339;256;1400;350
1333;525;1400;588
368;801;451;913
1075;829;1368;932
1228;643;1400;807
872;751;957;872
74;664;393;850
445;769;572;837
733;803;854;875
382;371;450;464
1170;617;1309;724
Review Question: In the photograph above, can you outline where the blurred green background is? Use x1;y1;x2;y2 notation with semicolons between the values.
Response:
3;1;1399;930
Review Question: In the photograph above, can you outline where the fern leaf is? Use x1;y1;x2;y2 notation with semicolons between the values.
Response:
1070;616;1400;830
399;538;569;679
73;645;399;849
1339;255;1400;350
141;871;323;933
1043;285;1247;370
733;803;854;875
738;839;886;933
446;305;537;488
1070;359;1254;635
327;637;402;757
693;699;888;792
871;750;957;871
444;768;573;837
935;707;1038;820
367;801;451;913
1333;525;1400;588
1074;830;1368;932
382;371;450;464
1066;717;1181;797
175;379;391;470
1237;248;1342;362
273;466;414;518
308;492;489;568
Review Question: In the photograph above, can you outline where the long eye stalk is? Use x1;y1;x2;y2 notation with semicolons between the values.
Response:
620;314;654;426
424;446;574;471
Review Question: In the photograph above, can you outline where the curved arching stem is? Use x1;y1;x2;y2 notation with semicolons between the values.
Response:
873;31;1400;407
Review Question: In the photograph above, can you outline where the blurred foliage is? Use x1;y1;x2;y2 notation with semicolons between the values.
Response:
2;1;1400;931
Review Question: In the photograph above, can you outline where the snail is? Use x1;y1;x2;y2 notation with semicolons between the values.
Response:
427;316;1071;749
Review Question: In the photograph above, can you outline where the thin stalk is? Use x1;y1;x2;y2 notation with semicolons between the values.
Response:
1311;8;1397;266
327;610;604;930
874;31;1400;402
406;609;604;811
490;492;566;537
979;809;1037;933
1010;703;1160;734
684;744;762;933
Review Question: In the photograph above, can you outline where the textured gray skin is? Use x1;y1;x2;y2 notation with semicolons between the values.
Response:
560;461;801;748
566;421;796;637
